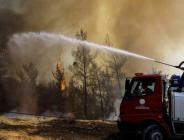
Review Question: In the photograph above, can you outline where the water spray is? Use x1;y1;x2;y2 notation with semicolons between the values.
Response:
9;32;184;71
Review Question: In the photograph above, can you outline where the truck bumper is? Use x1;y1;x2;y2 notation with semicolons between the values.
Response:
117;120;142;134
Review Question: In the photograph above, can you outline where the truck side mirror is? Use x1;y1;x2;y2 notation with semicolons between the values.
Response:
125;79;130;90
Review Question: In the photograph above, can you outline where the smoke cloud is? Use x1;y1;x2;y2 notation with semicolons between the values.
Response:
1;0;184;75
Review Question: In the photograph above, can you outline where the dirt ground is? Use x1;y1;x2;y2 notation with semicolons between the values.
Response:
1;115;183;140
0;116;120;140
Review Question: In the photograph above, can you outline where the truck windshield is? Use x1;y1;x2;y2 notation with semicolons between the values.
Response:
125;78;156;99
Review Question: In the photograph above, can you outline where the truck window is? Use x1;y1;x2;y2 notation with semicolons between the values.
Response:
125;78;156;98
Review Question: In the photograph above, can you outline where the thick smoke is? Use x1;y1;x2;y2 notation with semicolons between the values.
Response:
108;0;184;75
4;0;183;75
0;9;24;48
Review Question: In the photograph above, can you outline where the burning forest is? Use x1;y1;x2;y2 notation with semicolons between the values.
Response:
1;0;184;140
0;28;126;139
1;29;126;120
0;28;127;139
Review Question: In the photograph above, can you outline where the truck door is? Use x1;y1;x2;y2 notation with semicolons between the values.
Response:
121;77;162;124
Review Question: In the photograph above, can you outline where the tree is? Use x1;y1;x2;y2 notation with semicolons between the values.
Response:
16;62;38;113
105;34;127;97
67;78;83;118
100;67;115;118
89;63;105;119
52;63;65;93
89;62;116;119
51;62;66;112
69;29;96;119
17;62;38;84
0;49;11;112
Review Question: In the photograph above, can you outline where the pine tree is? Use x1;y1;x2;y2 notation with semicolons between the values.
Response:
69;29;96;119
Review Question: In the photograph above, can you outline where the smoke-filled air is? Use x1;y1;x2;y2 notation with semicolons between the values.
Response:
1;0;184;121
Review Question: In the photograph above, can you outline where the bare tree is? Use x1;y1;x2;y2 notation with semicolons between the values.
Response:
105;34;127;97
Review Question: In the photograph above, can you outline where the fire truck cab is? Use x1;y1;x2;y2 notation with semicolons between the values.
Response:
118;73;184;140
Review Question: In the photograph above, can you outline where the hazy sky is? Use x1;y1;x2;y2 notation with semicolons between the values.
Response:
1;0;184;77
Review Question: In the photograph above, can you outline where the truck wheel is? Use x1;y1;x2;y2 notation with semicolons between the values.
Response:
142;125;164;140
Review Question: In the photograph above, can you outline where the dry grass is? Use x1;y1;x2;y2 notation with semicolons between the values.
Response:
0;116;118;140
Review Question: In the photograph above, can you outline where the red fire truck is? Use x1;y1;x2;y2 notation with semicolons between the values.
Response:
117;62;184;140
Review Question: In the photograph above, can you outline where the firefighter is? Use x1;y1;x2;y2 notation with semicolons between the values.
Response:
141;83;153;94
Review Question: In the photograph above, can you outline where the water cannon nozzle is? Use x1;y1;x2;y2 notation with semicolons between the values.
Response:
154;60;184;71
175;61;184;71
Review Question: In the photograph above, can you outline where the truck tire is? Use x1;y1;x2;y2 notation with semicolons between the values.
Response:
142;125;164;140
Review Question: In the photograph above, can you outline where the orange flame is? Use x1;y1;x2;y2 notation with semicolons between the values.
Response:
54;62;65;92
56;63;61;71
61;79;66;92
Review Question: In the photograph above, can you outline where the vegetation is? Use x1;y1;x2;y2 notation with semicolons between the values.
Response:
0;28;127;119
